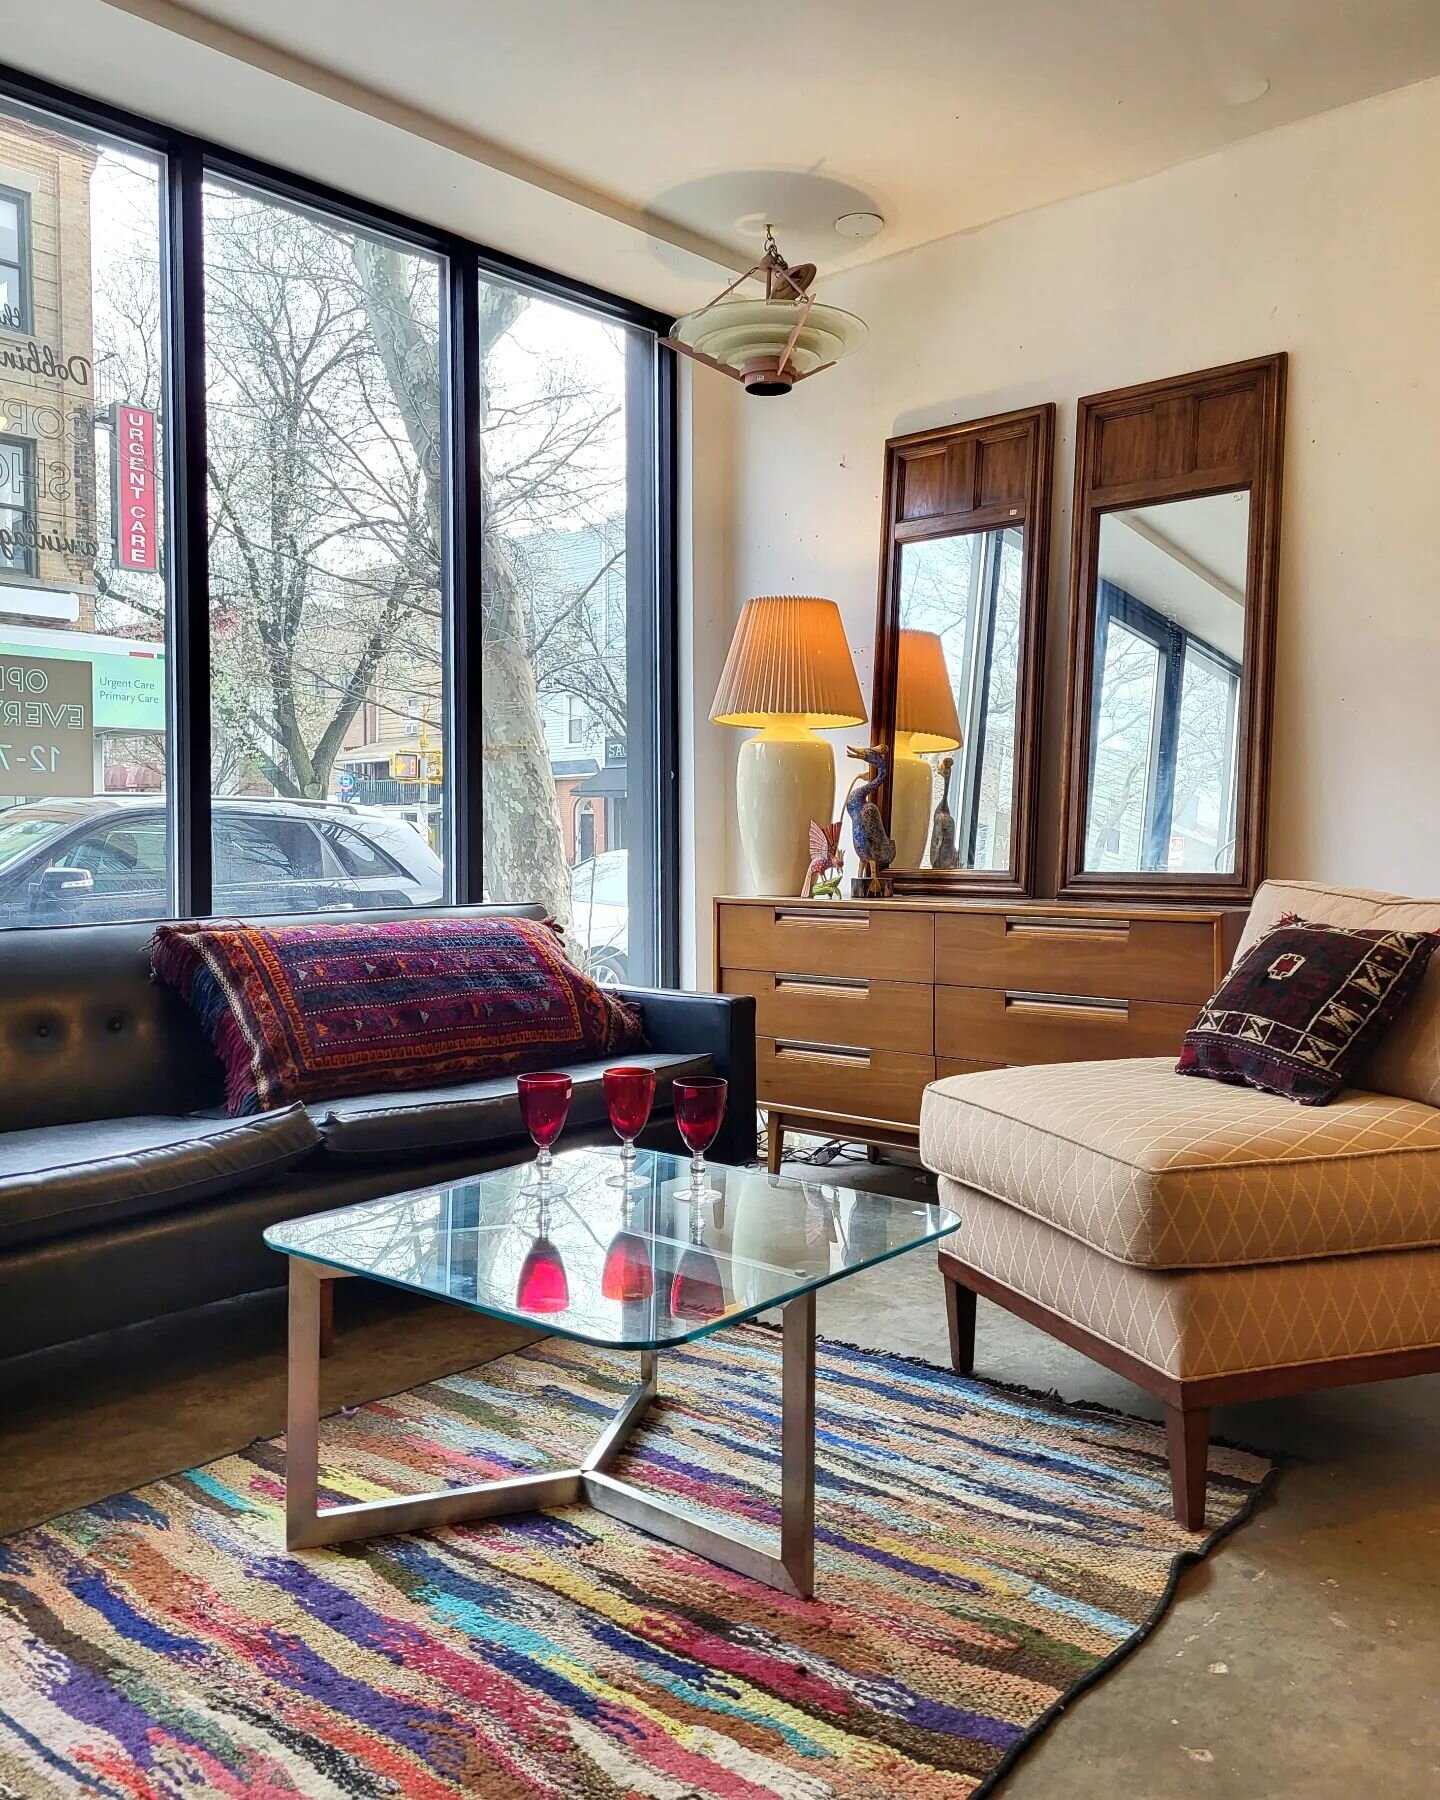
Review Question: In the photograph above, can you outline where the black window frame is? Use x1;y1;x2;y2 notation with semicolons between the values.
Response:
0;179;30;334
0;429;34;575
1087;579;1241;873
0;63;680;983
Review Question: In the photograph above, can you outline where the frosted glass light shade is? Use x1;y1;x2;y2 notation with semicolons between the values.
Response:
894;629;963;753
711;596;866;729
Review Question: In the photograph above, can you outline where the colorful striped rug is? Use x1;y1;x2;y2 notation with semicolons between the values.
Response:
0;1330;1271;1797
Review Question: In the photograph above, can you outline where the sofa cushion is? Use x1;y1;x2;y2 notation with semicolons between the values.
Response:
150;915;645;1115
312;1051;713;1160
920;1057;1440;1270
1239;880;1440;1108
0;1105;321;1251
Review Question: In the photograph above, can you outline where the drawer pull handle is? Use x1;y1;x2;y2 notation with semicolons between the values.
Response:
1004;990;1129;1019
774;1039;872;1067
774;973;869;995
1004;915;1130;941
773;908;869;929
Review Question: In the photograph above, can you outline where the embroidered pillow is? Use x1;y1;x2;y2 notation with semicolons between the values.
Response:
150;915;645;1116
1176;915;1439;1105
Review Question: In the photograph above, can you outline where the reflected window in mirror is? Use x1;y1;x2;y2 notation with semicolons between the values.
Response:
895;525;1025;872
1083;492;1248;877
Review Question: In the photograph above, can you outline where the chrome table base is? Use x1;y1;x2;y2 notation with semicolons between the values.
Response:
283;1260;818;1598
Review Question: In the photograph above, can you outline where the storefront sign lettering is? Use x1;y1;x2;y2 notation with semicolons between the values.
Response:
113;404;158;572
0;654;93;797
0;338;91;387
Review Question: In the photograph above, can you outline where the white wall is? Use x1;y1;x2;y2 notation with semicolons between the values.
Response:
718;77;1440;901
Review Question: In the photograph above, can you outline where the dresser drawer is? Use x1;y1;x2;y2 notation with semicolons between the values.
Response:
756;1037;935;1128
721;970;932;1055
937;1057;1007;1081
719;903;934;983
936;985;1195;1065
935;910;1222;1003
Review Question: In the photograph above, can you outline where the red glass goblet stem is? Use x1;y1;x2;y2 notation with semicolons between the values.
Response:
673;1076;726;1193
605;1064;656;1190
517;1072;573;1175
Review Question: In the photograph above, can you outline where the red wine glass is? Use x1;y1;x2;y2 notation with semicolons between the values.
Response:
516;1234;569;1314
604;1064;655;1190
673;1075;726;1202
517;1072;572;1194
601;1229;655;1303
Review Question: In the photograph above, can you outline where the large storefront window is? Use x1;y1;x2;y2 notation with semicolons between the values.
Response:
203;178;448;915
0;96;171;928
0;74;673;966
477;276;663;985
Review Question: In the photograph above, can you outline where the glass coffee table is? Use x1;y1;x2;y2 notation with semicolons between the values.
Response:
265;1147;960;1598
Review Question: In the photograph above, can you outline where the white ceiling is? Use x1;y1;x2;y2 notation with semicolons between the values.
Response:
119;0;1440;274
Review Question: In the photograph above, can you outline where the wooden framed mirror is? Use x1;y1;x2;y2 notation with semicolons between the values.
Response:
1058;355;1287;904
870;403;1054;897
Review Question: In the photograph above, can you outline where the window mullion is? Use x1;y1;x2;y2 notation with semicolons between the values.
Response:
448;251;485;904
165;140;212;918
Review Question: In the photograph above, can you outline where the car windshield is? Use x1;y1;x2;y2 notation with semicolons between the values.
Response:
0;808;72;871
572;854;626;906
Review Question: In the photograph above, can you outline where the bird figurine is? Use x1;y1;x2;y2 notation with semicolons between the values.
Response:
929;754;960;869
801;819;844;898
844;745;896;897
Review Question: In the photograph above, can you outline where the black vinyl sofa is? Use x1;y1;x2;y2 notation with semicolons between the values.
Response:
0;903;755;1359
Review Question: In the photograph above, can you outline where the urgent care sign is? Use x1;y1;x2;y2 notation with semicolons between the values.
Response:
112;404;159;573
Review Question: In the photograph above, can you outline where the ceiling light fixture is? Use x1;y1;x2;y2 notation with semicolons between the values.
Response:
664;226;867;397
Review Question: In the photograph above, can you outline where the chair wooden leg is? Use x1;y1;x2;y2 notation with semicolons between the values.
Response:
1163;1402;1209;1529
767;1115;786;1175
318;1278;335;1360
944;1274;977;1375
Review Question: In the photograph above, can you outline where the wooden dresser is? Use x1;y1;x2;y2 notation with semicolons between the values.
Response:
714;897;1246;1171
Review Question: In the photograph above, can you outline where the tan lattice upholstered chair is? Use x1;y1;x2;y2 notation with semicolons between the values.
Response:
920;880;1440;1528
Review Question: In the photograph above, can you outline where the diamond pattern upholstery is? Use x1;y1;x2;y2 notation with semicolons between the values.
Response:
921;1057;1440;1270
941;1178;1440;1380
1239;879;1440;1107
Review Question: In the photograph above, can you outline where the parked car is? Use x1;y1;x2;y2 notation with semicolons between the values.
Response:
569;848;628;985
0;795;443;926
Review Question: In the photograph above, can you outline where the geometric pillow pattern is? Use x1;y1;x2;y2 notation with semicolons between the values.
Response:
921;1057;1440;1271
1237;879;1440;1108
1177;916;1438;1104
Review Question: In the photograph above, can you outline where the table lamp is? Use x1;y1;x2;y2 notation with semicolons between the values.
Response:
711;596;866;894
891;629;963;868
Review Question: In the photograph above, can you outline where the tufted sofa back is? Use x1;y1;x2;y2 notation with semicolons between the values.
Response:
1237;879;1440;1109
0;903;549;1131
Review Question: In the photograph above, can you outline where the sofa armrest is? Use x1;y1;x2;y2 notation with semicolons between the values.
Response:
618;987;757;1166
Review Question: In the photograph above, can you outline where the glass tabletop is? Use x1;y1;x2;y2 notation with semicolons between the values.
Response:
265;1148;960;1350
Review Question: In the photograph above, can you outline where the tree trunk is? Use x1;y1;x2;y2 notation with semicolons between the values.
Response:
352;245;571;922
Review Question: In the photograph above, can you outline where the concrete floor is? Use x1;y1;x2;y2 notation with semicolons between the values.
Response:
1;1155;1437;1798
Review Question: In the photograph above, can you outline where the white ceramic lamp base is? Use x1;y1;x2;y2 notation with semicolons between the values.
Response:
890;743;935;869
736;723;836;895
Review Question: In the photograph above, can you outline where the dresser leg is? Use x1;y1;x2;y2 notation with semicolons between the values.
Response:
945;1274;976;1374
767;1114;786;1175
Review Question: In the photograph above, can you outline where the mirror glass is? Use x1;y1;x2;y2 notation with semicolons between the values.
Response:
1082;491;1250;876
891;524;1024;872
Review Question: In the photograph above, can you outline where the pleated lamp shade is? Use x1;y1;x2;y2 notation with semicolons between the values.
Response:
894;629;963;753
710;596;866;728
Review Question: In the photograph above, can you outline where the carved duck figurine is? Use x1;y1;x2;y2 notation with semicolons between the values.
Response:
844;745;896;893
929;753;960;869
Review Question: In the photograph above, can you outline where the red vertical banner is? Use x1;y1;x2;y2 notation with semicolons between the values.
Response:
113;404;158;573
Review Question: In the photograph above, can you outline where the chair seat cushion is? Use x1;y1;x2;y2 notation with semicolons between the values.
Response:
312;1052;713;1160
920;1057;1440;1270
0;1105;321;1250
